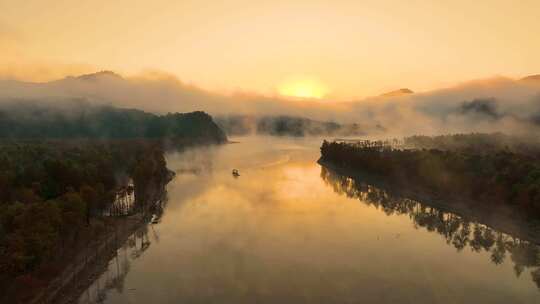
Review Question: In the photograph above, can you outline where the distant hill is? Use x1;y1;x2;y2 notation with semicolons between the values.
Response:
520;74;540;83
0;100;227;143
380;88;414;98
65;70;123;81
215;114;373;137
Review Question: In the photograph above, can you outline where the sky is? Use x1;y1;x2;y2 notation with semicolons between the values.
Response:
1;0;540;100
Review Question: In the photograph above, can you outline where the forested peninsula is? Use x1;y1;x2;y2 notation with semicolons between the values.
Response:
0;101;227;302
320;134;540;220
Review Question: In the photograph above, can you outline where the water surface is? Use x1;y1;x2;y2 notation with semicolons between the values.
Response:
78;136;540;304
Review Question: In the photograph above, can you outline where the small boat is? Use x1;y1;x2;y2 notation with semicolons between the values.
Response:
232;169;240;177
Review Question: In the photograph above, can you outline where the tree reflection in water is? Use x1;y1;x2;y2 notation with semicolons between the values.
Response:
78;192;168;304
78;224;157;304
319;165;540;289
79;187;169;303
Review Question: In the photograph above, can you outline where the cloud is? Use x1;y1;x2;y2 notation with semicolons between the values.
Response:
0;70;539;137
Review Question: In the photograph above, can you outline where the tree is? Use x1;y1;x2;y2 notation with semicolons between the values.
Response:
80;185;98;225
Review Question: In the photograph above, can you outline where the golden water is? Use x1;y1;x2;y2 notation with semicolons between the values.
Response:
78;136;540;304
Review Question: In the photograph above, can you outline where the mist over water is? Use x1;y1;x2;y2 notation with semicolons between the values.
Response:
2;73;540;138
78;137;540;304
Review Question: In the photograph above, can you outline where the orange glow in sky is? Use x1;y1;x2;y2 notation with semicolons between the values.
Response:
1;0;540;99
278;76;328;99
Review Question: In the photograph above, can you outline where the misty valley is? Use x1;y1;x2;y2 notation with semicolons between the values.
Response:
3;2;540;301
1;117;539;303
75;137;540;303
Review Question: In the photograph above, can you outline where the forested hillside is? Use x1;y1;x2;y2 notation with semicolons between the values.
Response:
0;100;227;144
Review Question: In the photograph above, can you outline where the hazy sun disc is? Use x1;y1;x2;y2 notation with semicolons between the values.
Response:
278;78;328;99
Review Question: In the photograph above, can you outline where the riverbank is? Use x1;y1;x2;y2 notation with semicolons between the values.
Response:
318;159;540;245
47;169;174;304
24;215;144;304
320;137;540;221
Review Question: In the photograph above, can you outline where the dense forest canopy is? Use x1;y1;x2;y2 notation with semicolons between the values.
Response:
0;98;229;302
403;133;540;154
320;133;540;219
0;100;227;143
0;140;171;301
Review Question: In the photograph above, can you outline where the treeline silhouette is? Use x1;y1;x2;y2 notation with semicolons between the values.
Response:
0;100;227;144
320;166;540;289
404;133;540;154
0;140;171;301
320;133;540;219
215;114;370;137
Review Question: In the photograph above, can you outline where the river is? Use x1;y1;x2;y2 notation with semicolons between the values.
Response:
77;136;540;304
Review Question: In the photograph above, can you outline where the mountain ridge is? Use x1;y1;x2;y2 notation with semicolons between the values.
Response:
521;74;540;82
380;88;414;98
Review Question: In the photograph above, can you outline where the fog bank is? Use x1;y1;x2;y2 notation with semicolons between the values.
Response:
1;71;539;137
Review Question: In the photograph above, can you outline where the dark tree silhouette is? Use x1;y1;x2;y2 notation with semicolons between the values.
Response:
320;134;540;219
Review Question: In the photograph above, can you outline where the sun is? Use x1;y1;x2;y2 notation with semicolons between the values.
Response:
278;77;328;99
